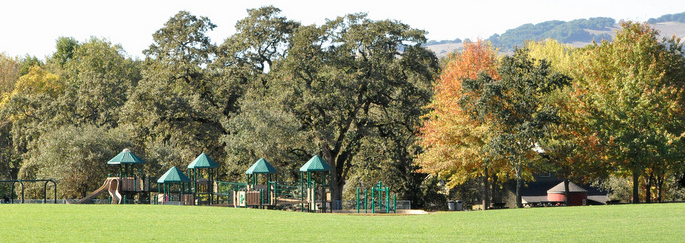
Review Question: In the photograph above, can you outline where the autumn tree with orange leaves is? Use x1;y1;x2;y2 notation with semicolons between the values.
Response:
416;41;501;209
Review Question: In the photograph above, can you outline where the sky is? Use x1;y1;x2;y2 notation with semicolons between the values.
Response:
2;0;685;59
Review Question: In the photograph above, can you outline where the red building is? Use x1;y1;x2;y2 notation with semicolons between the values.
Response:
546;181;588;206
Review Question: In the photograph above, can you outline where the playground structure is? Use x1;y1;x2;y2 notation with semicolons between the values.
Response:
187;153;219;205
0;179;57;204
77;149;150;204
356;181;397;213
154;155;334;213
213;156;333;213
75;148;156;204
297;155;332;212
156;166;193;205
239;158;278;208
73;149;400;213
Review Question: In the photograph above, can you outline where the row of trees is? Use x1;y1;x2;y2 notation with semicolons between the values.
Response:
418;22;685;207
4;8;683;208
0;6;441;205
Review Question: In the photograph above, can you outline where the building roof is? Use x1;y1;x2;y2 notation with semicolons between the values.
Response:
522;196;551;204
187;153;219;169
107;148;145;165
245;158;278;174
157;166;191;183
299;155;332;172
587;195;609;205
547;181;588;193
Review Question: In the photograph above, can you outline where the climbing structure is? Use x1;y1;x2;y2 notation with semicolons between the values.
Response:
356;181;396;213
299;155;332;213
106;148;148;204
78;148;150;204
187;153;219;205
156;166;192;205
242;158;277;208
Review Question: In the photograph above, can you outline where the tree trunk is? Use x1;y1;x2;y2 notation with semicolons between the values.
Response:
632;169;640;204
491;175;498;205
645;170;653;203
563;179;570;206
656;173;664;203
330;166;345;204
321;147;344;206
482;167;490;210
331;176;344;209
515;164;523;208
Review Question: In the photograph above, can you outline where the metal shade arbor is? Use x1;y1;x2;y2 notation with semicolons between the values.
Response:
187;153;219;205
299;155;332;212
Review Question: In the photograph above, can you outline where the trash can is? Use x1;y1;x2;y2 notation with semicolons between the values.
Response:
447;200;456;211
455;200;463;211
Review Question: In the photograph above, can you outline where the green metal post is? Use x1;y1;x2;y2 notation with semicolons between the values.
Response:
356;188;360;214
371;187;375;214
386;188;390;213
393;194;397;213
379;186;383;213
379;186;382;213
365;189;368;213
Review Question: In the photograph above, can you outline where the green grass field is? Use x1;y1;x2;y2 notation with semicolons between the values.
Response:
1;203;683;242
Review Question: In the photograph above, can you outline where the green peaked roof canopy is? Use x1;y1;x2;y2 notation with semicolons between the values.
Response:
107;148;146;165
299;155;332;172
188;153;219;169
157;166;191;183
246;158;278;174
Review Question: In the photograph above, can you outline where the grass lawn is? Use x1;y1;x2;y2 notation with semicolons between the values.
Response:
1;203;683;242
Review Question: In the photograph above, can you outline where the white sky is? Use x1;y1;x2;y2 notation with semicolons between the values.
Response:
2;0;684;59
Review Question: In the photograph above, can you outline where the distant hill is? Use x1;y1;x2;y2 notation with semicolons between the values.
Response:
427;12;685;58
487;17;615;50
648;12;685;24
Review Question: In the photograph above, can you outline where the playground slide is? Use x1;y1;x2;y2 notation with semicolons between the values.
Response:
76;180;110;204
108;179;121;204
